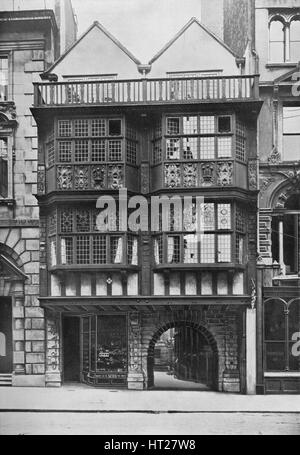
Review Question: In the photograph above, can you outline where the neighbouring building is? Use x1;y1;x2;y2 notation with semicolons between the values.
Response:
0;1;77;387
31;18;261;392
202;0;300;394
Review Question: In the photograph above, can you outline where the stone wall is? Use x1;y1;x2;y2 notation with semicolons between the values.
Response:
223;0;254;57
139;307;243;393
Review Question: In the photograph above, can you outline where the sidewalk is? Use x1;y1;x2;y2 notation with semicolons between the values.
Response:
0;383;300;413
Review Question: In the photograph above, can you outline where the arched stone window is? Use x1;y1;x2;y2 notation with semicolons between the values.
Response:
269;14;300;63
269;18;285;62
290;18;300;62
0;107;17;202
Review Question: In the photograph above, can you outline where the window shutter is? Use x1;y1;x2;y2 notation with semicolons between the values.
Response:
0;157;8;198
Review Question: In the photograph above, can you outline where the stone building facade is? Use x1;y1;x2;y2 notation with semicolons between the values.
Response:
0;4;77;386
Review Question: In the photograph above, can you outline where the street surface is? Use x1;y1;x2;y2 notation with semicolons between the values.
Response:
1;411;300;435
0;375;300;435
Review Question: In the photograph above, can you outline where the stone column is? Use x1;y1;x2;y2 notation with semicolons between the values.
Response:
246;308;256;395
128;312;144;390
45;311;62;387
258;210;273;265
12;294;25;377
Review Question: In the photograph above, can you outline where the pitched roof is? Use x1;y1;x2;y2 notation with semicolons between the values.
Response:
148;17;238;65
42;20;141;76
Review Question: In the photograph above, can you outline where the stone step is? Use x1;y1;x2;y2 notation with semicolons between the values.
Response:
0;374;12;386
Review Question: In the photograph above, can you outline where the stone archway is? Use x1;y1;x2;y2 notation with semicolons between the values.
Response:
147;321;219;391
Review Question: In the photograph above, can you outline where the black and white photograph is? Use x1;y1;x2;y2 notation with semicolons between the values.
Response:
0;0;300;437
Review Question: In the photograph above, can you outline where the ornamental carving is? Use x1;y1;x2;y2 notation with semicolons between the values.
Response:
200;163;215;186
76;210;90;232
74;166;88;190
91;166;106;190
108;165;124;189
259;177;274;196
164;164;181;188
217;162;233;186
274;170;300;208
248;160;258;190
37;165;45;195
250;279;256;310
286;169;300;187
57;166;72;190
128;313;142;374
48;211;57;235
61;209;73;232
0;101;17;123
183;163;197;188
46;316;60;373
268;147;281;165
141;163;149;194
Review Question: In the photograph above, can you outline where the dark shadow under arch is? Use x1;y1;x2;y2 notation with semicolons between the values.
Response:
147;321;219;391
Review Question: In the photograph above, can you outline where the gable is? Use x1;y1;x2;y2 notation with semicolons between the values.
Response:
46;23;141;80
149;20;239;77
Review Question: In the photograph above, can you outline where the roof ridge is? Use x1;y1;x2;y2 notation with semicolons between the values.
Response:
42;20;141;77
148;16;238;65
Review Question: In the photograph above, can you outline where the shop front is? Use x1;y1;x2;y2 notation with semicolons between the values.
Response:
62;313;128;387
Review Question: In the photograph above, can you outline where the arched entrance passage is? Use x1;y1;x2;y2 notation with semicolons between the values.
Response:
147;322;218;390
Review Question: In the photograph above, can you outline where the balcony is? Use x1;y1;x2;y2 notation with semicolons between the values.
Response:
33;75;259;107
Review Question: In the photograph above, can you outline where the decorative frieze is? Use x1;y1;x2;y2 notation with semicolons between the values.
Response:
57;166;72;190
164;163;181;188
217;162;233;186
46;313;61;374
91;165;106;189
248;160;258;190
200;163;215;186
74;166;89;190
183;163;197;187
37;165;46;195
108;164;124;189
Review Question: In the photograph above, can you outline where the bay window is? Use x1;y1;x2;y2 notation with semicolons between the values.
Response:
48;208;139;267
153;202;246;265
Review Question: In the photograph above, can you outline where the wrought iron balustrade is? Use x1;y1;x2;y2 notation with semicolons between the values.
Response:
33;75;259;107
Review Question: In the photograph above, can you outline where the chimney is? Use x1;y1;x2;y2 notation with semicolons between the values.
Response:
200;0;224;40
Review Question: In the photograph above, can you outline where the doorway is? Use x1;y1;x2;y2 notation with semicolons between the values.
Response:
63;317;80;382
148;322;218;391
0;297;12;374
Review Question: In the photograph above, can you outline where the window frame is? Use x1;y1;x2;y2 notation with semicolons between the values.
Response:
0;54;9;102
162;113;236;162
152;202;246;266
269;14;300;63
282;105;300;162
48;207;139;268
0;127;14;202
264;299;300;373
